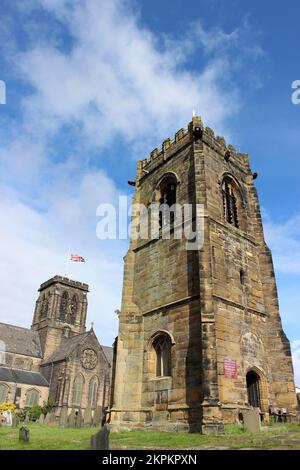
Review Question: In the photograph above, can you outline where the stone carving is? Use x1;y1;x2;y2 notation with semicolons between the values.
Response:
81;349;98;370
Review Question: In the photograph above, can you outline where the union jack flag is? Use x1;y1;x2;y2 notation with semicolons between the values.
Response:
70;254;85;262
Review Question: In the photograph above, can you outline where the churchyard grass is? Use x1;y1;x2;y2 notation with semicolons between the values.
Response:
0;422;300;450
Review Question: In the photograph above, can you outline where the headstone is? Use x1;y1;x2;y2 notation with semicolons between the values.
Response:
25;411;30;423
59;406;68;427
84;406;92;427
38;413;45;424
3;411;12;426
75;409;83;428
92;406;103;427
49;411;56;424
67;409;76;427
91;423;110;450
243;409;261;433
12;414;20;428
19;426;30;443
44;412;51;425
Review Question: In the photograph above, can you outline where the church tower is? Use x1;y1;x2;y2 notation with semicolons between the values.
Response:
110;116;298;433
31;276;88;360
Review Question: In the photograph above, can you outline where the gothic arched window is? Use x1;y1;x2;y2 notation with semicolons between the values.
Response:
222;176;242;228
155;174;178;228
69;295;78;325
72;374;84;407
88;377;98;409
41;294;49;318
0;383;9;403
60;292;69;321
152;334;172;377
25;388;39;407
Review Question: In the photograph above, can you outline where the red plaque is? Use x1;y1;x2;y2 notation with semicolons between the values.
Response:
223;357;237;379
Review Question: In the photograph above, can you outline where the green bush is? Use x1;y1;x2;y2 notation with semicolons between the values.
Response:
29;405;43;421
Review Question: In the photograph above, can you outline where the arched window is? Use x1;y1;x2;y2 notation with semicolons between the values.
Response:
72;374;84;407
246;371;261;408
0;383;9;403
60;292;69;321
25;388;39;407
41;294;49;318
69;295;78;325
88;377;98;409
222;177;240;228
0;340;6;365
156;174;178;228
152;334;172;377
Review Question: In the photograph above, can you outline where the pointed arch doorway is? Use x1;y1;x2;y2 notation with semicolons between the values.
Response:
246;370;261;408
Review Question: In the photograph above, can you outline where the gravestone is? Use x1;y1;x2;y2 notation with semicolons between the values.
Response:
92;406;103;427
75;409;83;428
84;406;92;427
19;426;30;443
12;414;20;428
91;423;110;450
59;406;68;427
25;411;30;423
243;409;261;433
44;412;51;425
67;409;76;428
49;411;56;424
38;413;45;424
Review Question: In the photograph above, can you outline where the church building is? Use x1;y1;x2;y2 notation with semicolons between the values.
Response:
110;116;298;433
0;276;112;417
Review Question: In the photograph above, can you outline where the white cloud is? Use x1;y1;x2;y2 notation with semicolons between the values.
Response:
264;213;300;275
0;0;264;347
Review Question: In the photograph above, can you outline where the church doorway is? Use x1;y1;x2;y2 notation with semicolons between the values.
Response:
246;370;261;408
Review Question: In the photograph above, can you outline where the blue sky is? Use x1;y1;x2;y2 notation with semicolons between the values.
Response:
0;0;300;384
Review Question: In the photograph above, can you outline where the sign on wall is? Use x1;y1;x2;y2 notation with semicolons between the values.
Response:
223;357;237;379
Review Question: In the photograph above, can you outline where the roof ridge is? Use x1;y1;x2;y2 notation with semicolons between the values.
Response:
0;322;32;332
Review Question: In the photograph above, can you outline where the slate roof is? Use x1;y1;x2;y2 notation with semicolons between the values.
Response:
42;331;114;366
0;322;42;358
102;346;114;366
0;367;49;387
42;332;90;364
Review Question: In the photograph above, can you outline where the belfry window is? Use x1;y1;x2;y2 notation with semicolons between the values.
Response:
69;295;78;325
41;294;49;318
222;178;239;228
153;334;172;377
157;174;177;228
60;292;69;321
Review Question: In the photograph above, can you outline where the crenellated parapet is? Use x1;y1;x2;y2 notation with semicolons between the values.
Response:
137;116;251;182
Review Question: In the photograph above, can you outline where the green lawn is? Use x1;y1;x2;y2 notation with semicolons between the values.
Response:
0;422;300;450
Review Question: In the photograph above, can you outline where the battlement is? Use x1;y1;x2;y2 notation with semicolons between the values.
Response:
39;275;89;292
137;116;250;181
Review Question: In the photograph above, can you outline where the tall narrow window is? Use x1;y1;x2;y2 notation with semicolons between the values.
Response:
41;294;49;318
72;374;84;407
60;292;69;321
88;377;98;409
153;334;172;377
157;174;178;228
69;295;78;325
25;389;39;407
222;178;240;228
0;383;9;403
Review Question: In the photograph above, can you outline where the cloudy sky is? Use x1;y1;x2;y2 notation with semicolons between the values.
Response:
0;0;300;385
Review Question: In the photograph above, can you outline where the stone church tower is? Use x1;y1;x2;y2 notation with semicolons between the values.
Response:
110;116;298;433
32;276;88;360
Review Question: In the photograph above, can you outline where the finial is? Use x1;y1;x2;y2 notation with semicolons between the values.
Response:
90;321;94;330
192;108;196;117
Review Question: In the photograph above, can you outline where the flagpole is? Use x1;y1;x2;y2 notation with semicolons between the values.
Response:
64;246;71;278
